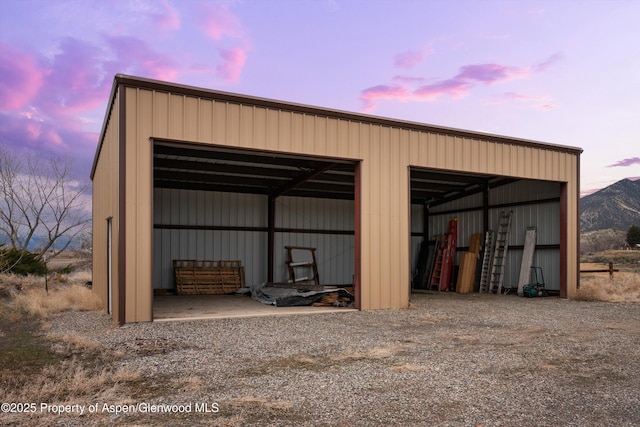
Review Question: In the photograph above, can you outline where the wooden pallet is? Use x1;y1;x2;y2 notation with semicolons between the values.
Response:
173;260;245;295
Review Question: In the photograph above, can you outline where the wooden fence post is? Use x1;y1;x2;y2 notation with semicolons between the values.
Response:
609;261;614;279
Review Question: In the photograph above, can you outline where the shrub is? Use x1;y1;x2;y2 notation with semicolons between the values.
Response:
0;248;48;276
57;264;75;274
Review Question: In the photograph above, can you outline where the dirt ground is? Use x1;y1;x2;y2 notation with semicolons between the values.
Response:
2;291;640;426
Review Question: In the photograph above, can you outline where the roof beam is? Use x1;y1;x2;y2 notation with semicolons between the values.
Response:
270;163;342;198
154;158;300;179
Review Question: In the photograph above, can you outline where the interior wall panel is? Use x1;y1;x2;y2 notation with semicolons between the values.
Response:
153;189;356;289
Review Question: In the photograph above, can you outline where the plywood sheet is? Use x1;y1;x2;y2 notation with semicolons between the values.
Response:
456;252;477;293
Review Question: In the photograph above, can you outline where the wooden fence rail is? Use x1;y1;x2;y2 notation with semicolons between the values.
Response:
580;261;619;279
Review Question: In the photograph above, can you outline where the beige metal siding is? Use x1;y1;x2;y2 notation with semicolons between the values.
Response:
91;91;120;322
124;88;153;322
105;82;580;322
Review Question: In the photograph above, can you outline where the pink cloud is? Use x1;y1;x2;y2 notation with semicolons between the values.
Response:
1;115;62;152
0;42;46;111
199;3;244;40
216;47;248;83
607;157;640;168
455;63;530;84
360;52;560;112
37;38;113;116
0;39;115;172
105;36;179;82
195;3;250;84
414;78;471;100
360;85;410;112
0;2;252;176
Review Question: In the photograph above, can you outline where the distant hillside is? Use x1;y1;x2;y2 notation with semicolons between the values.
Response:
580;178;640;232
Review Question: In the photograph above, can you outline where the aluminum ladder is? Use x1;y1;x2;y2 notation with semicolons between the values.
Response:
478;230;496;293
490;211;513;294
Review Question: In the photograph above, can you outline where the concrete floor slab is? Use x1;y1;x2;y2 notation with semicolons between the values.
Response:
153;294;356;322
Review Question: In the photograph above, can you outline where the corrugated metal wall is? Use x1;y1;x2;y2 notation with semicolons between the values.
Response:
153;188;267;289
274;196;354;285
92;79;580;322
153;189;354;289
91;89;120;320
415;180;562;291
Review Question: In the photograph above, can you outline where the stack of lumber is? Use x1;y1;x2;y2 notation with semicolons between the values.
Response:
311;291;353;307
456;233;481;293
174;260;245;295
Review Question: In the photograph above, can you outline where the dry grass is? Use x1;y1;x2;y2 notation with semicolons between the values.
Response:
0;359;142;425
11;283;103;318
0;268;145;427
1;268;101;319
1;264;138;424
577;250;639;303
50;333;102;353
577;271;640;303
172;374;205;393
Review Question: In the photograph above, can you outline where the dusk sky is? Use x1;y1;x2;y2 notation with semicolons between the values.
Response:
1;0;639;196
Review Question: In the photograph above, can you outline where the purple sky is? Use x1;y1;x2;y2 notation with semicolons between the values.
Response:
1;0;639;195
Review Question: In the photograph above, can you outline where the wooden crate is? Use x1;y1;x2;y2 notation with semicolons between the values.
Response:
173;260;245;295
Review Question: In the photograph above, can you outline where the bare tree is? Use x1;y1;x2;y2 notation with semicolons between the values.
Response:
0;145;91;259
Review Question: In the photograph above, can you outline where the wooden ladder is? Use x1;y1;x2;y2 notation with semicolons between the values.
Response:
490;211;513;294
479;230;496;293
429;218;458;291
285;246;320;287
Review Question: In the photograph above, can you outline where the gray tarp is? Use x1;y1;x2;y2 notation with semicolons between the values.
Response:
245;283;354;307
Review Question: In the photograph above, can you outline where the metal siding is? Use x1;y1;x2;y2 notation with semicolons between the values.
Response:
91;91;120;319
275;196;355;285
428;192;484;247
125;88;153;322
154;229;267;288
153;188;268;288
99;83;580;323
154;190;355;288
197;97;213;141
274;233;354;285
184;96;199;141
417;179;563;292
490;180;561;204
410;204;424;234
504;249;560;291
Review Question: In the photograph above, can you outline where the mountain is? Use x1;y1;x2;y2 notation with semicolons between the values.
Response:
580;178;640;232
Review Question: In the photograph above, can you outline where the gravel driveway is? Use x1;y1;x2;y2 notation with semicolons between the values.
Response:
43;292;640;426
